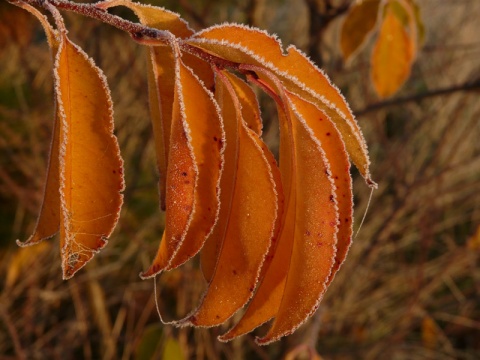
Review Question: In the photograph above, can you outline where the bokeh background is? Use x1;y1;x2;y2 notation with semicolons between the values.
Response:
1;0;479;359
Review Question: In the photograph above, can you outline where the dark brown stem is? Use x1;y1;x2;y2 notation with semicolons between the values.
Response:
21;0;172;42
178;42;240;70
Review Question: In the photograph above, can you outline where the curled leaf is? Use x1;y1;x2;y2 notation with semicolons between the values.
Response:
187;24;375;186
340;0;381;62
14;3;60;247
55;33;124;279
182;69;278;326
140;58;224;278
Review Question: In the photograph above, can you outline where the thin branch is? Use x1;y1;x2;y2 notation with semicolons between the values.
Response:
15;0;172;42
355;78;480;116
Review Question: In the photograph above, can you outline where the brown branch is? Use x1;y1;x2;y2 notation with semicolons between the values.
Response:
355;78;480;116
14;0;172;42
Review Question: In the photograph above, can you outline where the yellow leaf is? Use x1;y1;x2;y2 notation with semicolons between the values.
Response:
180;69;278;326
371;9;415;98
188;24;375;186
56;33;124;279
340;0;381;61
140;58;224;278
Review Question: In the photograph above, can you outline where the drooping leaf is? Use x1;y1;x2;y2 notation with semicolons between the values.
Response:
286;92;352;285
140;58;224;278
14;3;61;247
55;32;124;279
200;71;267;283
220;91;297;341
371;8;415;98
340;0;381;61
180;69;278;326
187;24;375;186
256;90;338;345
221;71;339;343
101;0;196;210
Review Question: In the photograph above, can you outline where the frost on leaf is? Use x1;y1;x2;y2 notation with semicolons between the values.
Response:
15;3;61;248
179;69;278;327
140;58;224;279
55;32;124;279
187;24;375;186
12;0;377;344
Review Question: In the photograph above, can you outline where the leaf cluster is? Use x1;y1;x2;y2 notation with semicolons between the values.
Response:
9;0;375;344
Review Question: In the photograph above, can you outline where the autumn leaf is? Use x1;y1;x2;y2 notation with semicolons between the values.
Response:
220;70;339;343
187;24;375;186
140;56;224;278
10;0;377;345
371;6;415;98
177;68;279;326
15;3;61;248
55;31;124;279
340;0;381;61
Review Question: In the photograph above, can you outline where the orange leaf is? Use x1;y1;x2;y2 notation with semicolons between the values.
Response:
200;71;266;282
102;0;196;210
55;33;124;279
220;95;296;341
221;71;339;343
287;92;352;285
187;24;375;186
97;0;193;38
255;89;338;345
180;69;278;326
140;58;224;278
340;0;381;61
15;3;61;247
371;9;415;98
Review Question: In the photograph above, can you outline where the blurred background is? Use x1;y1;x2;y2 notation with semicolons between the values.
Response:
0;0;479;359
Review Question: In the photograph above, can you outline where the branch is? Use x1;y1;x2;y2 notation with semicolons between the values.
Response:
15;0;172;42
12;0;242;71
355;79;480;116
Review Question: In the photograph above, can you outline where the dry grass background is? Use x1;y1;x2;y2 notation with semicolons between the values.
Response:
0;0;479;359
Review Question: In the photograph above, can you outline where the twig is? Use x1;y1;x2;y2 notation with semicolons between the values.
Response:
355;78;480;116
15;0;171;42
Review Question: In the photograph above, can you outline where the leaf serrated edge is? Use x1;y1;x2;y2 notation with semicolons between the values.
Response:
54;34;124;280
